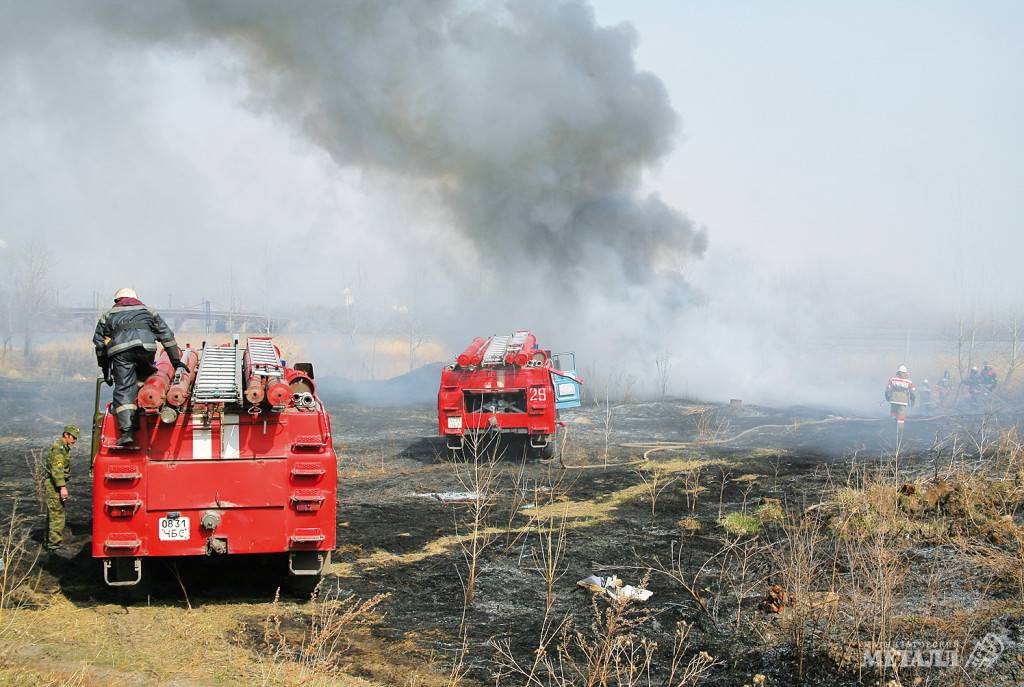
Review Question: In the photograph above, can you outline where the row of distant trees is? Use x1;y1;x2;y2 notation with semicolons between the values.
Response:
0;239;51;365
956;317;1024;388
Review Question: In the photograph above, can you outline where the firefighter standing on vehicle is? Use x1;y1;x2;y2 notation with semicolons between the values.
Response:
92;288;187;446
44;425;79;552
885;365;916;425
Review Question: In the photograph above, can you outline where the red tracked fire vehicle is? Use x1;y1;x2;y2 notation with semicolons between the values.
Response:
91;336;336;593
438;331;582;457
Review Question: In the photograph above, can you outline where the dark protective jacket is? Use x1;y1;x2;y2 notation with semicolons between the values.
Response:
92;298;181;365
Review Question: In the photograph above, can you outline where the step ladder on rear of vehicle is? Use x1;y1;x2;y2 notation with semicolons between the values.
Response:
192;342;242;405
246;336;284;377
481;335;511;366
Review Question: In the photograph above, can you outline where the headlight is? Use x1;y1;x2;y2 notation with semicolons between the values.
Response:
447;416;463;429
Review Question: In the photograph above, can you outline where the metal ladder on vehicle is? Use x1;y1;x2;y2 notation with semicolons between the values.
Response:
246;336;284;377
506;330;530;355
192;342;242;404
481;335;511;366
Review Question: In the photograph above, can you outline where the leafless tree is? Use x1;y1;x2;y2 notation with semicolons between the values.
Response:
453;430;502;608
13;240;51;359
1003;314;1024;387
655;351;672;399
957;315;976;381
392;304;426;373
0;278;14;364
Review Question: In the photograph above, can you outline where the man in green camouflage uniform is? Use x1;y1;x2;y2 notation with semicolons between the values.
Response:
45;425;80;552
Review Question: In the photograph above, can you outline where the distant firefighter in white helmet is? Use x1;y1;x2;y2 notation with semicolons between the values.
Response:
885;365;916;425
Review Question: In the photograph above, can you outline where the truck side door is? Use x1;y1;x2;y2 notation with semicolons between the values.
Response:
551;352;582;410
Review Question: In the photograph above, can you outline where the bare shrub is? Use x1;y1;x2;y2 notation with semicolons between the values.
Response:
694;409;730;444
654;537;736;620
598;384;615;465
452;430;502;607
723;537;769;630
768;512;838;678
635;468;678;521
529;507;570;612
492;591;720;686
1;502;41;641
257;585;389;684
681;466;705;514
24;448;46;514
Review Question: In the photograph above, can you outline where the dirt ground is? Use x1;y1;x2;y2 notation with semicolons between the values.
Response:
2;379;1024;686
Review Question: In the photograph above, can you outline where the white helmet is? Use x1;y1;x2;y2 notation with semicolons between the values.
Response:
113;287;137;300
897;365;908;374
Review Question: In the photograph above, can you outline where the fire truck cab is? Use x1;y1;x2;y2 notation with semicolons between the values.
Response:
438;331;582;458
91;336;336;595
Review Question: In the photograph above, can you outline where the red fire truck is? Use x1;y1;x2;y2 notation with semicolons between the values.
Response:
438;331;582;458
91;336;336;594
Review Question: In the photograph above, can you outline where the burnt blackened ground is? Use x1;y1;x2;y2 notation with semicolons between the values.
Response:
3;379;1024;685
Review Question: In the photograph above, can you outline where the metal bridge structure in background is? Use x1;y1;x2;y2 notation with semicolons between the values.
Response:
57;301;289;335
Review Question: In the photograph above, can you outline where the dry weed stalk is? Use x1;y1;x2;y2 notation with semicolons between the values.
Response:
694;409;730;444
257;585;388;684
715;466;733;520
769;454;783;491
502;453;532;550
492;589;719;686
303;587;389;665
530;507;570;612
453;430;502;607
681;467;705;515
769;512;838;678
635;468;678;521
24;448;46;514
0;502;40;623
598;384;615;466
722;536;771;630
841;533;907;680
652;537;738;620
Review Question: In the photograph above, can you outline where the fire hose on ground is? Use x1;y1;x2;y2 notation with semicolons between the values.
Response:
552;412;966;469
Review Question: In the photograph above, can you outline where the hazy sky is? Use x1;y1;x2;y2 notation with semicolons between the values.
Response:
592;0;1024;315
1;1;1021;405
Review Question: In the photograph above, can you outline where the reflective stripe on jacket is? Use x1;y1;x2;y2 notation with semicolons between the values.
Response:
93;302;178;361
885;376;916;406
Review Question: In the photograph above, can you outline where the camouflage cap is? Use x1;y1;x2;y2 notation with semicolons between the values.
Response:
63;425;81;439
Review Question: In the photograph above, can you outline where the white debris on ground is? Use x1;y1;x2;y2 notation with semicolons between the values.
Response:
577;574;653;602
414;491;480;502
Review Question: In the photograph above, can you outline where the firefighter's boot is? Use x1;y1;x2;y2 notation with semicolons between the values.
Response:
115;408;136;446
